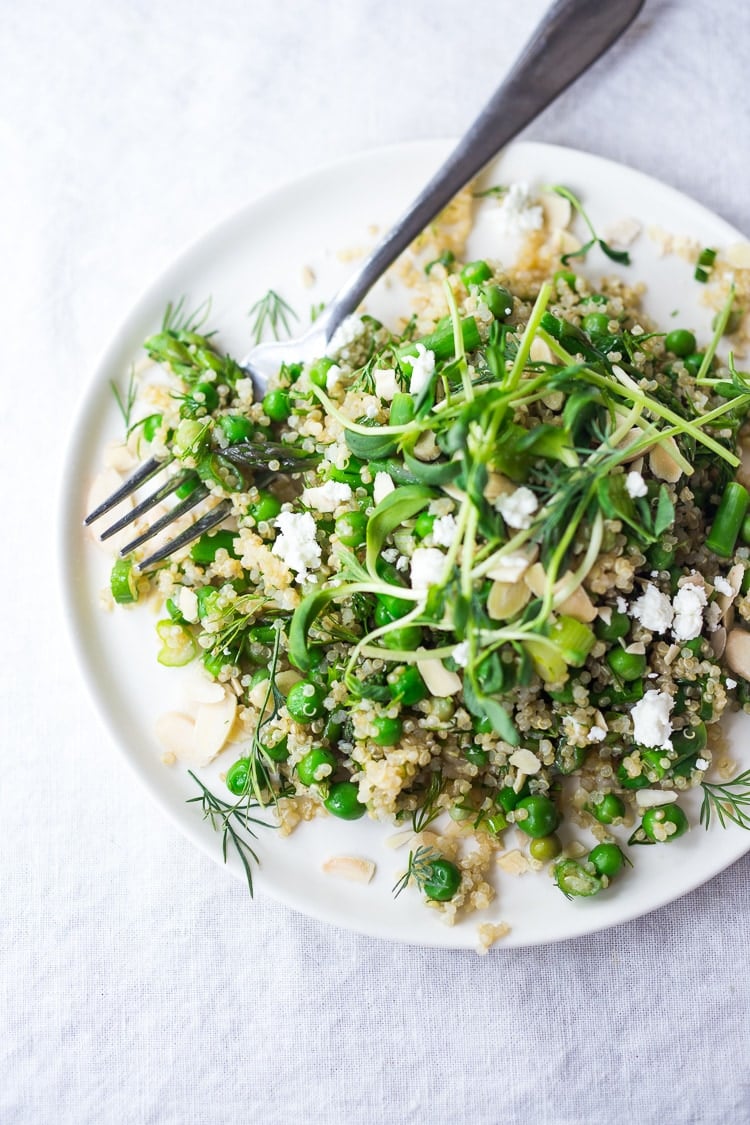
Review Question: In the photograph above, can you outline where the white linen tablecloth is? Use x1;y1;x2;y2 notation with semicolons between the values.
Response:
3;1;750;1121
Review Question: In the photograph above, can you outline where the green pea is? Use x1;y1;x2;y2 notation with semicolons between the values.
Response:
296;747;338;786
262;736;289;763
496;785;521;813
422;858;462;901
181;380;219;417
480;284;514;320
460;259;492;287
590;793;626;824
553;269;577;289
141;413;163;442
262;388;291;422
588;842;625;877
529;834;562;861
335;510;367;547
515;794;560;839
226;757;269;797
554;859;603;898
308;357;335;388
671;722;707;759
190;529;237;564
607;647;647;682
414;512;436;539
641;803;689;842
195;586;220;620
175;475;201;500
371;715;403;746
683;353;705;377
464;745;489;768
218;414;253;443
387;666;427;706
248;490;282;524
641;748;671;780
595;611;630;642
665;329;697;357
286;680;326;723
582;312;610;336
381;625;422;650
376;591;411;620
324;781;366;820
617;761;650;790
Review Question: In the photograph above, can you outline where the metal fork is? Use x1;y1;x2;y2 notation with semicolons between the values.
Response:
85;0;644;569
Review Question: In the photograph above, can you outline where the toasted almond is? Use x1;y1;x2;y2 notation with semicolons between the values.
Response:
322;856;376;884
483;471;515;503
530;337;554;364
710;627;727;658
524;563;597;622
635;789;679;808
192;691;238;764
487;579;531;621
384;830;415;850
540;190;572;230
649;439;685;482
154;712;196;759
509;749;541;774
412;431;440;461
417;659;462;697
724;629;750;679
725;242;750;270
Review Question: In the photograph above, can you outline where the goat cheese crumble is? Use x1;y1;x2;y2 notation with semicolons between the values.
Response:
328;314;366;354
631;690;673;749
496;182;544;235
302;479;353;513
403;344;436;395
373;367;400;401
432;514;459;548
410;547;446;592
672;582;707;641
630;585;674;633
495;486;539;530
272;511;321;581
625;470;648;498
452;641;470;667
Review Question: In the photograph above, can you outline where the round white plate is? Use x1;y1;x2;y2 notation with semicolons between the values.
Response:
62;140;750;948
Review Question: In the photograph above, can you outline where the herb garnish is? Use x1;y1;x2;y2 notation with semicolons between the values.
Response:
700;769;750;831
248;288;298;344
548;185;632;267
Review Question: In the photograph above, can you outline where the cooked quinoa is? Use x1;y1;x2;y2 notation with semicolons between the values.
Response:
93;182;750;921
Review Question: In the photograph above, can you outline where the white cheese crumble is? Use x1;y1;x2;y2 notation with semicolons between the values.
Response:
432;514;458;548
714;575;733;596
373;367;400;401
328;314;365;354
672;582;707;641
616;596;628;614
630;585;674;634
403;343;436;396
452;641;470;668
705;602;722;632
695;757;710;771
495;486;538;530
631;690;673;749
625;470;648;498
726;678;738;690
588;725;607;743
302;479;353;513
373;471;395;506
410;547;446;592
496;182;544;235
325;363;344;393
177;586;199;624
272;511;321;581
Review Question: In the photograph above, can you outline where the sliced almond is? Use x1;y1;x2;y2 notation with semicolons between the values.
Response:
649;439;685;483
485;545;538;584
487;579;531;621
710;627;727;658
417;659;462;697
154;712;197;759
603;217;642;248
322;856;376;884
724;629;750;679
385;830;415;850
556;230;582;256
524;563;597;622
530;337;554;364
725;243;750;270
509;749;541;774
412;431;440;462
635;788;679;808
483;472;515;503
540;190;572;231
193;691;238;764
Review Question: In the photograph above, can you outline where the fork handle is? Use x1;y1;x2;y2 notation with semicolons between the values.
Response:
323;0;644;336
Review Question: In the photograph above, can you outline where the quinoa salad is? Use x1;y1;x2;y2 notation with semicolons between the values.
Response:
88;179;750;935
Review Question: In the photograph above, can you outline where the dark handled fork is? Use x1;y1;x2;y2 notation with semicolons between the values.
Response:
85;0;644;570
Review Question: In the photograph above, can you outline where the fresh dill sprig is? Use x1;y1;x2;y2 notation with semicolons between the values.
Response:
186;770;274;895
700;769;750;831
310;301;326;323
548;184;631;267
110;365;137;431
392;846;441;898
249;289;298;344
162;295;212;334
411;771;446;833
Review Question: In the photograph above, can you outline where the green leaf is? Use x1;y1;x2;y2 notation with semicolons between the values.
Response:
345;421;398;460
653;485;676;537
462;673;519;746
288;586;350;671
402;447;462;485
365;485;435;577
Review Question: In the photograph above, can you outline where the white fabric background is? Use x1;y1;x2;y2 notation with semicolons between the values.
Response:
3;1;750;1122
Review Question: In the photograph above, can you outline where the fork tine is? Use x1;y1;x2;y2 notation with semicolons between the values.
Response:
84;456;170;525
120;484;210;555
99;471;197;541
135;499;233;571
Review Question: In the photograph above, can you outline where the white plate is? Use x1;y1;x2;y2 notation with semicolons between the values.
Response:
61;140;750;948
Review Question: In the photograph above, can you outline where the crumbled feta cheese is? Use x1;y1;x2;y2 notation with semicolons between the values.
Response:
726;677;738;690
695;757;710;771
410;547;446;592
373;367;400;401
328;314;365;354
325;363;344;393
495;486;538;530
672;582;707;641
373;471;395;505
178;586;199;624
625;470;648;498
272;511;321;581
323;441;349;470
630;585;674;634
631;690;673;749
364;401;380;419
432;514;458;547
395;555;410;572
496;182;544;235
302;479;352;513
588;725;607;743
616;596;628;614
452;641;470;668
705;602;722;632
403;344;436;396
714;575;734;596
